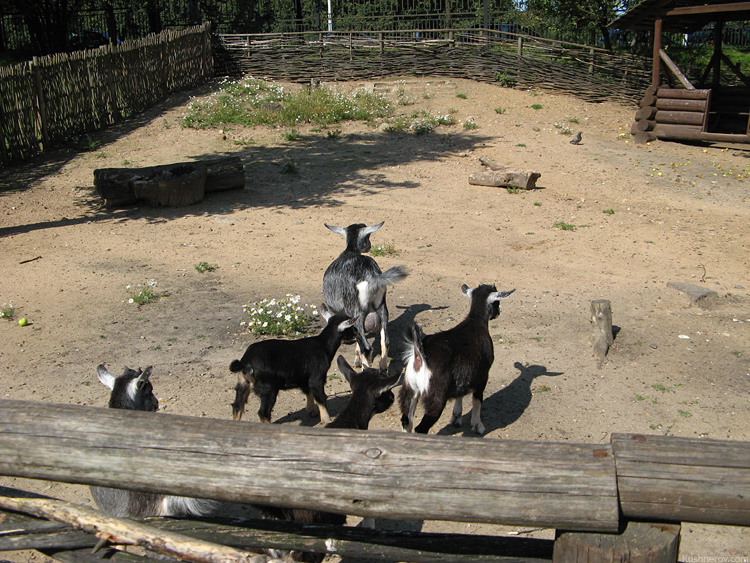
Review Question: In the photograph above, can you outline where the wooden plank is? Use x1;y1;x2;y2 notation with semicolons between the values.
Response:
0;400;620;532
611;433;750;526
659;49;693;90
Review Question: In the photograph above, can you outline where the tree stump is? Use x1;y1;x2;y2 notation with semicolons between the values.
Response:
132;163;207;207
554;521;680;563
591;299;613;368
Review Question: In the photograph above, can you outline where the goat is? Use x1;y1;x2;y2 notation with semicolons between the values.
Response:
230;305;355;424
327;355;402;430
90;364;216;518
322;221;408;371
400;284;515;435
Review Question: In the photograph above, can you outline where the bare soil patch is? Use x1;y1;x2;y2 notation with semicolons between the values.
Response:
1;76;749;561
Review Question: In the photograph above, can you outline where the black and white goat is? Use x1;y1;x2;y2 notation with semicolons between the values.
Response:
91;364;215;518
230;305;355;424
322;221;408;371
400;284;514;435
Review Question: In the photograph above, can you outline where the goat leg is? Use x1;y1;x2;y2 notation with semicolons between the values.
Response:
450;397;463;427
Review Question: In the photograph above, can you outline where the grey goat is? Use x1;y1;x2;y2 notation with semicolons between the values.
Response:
322;221;408;371
90;364;215;518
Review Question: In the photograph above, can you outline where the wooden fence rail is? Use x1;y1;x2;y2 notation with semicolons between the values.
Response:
1;399;749;531
0;24;213;166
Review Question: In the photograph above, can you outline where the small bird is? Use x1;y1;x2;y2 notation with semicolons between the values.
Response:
570;131;582;145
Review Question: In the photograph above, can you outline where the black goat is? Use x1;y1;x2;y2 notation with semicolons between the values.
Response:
230;306;355;424
400;284;514;435
322;221;408;371
90;364;216;518
327;355;402;430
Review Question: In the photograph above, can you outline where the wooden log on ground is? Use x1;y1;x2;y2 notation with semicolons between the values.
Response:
94;157;245;208
654;98;707;112
132;163;207;207
553;521;680;563
0;506;555;563
654;110;705;126
590;300;613;368
0;399;620;532
0;487;278;563
653;125;750;143
202;156;246;193
639;93;656;107
469;163;541;190
611;433;750;526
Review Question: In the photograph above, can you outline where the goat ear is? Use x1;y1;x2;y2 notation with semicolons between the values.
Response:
362;221;384;235
489;288;516;302
336;355;356;384
320;303;332;321
383;371;404;391
96;364;116;390
338;318;356;331
325;224;346;236
461;284;473;298
135;366;153;389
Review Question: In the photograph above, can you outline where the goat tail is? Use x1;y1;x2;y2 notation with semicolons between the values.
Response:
403;322;427;372
377;265;409;288
229;359;244;373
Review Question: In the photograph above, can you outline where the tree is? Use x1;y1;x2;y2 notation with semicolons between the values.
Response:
5;0;86;54
524;0;628;49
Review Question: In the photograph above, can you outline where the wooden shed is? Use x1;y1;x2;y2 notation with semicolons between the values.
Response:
609;0;750;144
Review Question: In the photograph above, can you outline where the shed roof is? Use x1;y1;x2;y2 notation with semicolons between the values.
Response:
609;0;750;32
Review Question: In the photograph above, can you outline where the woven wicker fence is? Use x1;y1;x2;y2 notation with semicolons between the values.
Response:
0;23;213;166
215;29;651;105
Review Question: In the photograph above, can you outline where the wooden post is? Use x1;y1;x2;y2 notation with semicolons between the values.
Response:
554;521;680;563
652;18;662;87
31;57;50;150
713;21;723;87
379;31;384;54
517;35;523;56
590;300;613;368
588;47;594;74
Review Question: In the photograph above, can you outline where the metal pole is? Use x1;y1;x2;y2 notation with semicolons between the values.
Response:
327;0;332;32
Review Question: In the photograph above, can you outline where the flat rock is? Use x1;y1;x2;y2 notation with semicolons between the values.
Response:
667;282;718;307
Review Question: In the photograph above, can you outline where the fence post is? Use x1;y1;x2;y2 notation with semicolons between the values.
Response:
31;57;49;151
379;31;383;54
517;35;523;56
589;47;595;74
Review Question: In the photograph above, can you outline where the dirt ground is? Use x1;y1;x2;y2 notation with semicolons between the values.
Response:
1;76;749;562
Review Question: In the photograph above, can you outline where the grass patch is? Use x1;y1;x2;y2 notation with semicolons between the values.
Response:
553;221;576;231
603;208;615;215
0;302;14;320
195;262;218;273
371;239;399;256
530;104;543;110
182;78;393;129
125;280;165;306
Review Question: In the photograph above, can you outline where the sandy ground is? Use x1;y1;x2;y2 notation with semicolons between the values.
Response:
1;76;749;561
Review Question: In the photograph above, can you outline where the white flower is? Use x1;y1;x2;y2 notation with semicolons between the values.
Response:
128;298;134;304
262;321;268;328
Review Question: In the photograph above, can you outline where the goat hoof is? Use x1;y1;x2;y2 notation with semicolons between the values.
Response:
472;423;486;435
450;417;462;427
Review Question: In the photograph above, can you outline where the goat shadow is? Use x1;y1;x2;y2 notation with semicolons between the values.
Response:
384;303;449;373
436;362;564;437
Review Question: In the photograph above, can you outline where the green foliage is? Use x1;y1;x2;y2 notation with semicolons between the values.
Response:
456;93;467;99
383;110;455;134
603;208;615;214
494;107;507;114
530;104;543;110
125;280;164;306
194;262;218;273
554;221;576;231
494;71;517;88
242;294;317;336
281;129;299;141
371;239;399;256
463;118;478;130
0;302;14;320
183;78;393;129
280;161;298;174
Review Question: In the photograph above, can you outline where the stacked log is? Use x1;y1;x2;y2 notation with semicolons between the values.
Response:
632;87;710;144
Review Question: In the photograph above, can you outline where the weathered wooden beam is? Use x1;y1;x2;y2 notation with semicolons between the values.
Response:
0;506;555;563
654;110;705;126
659;49;694;90
653;123;750;143
612;433;750;526
656;87;711;100
655;98;708;112
0;399;620;532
